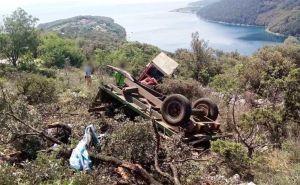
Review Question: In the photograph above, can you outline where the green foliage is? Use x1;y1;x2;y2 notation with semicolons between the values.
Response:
0;8;39;66
17;73;58;104
38;15;126;54
35;67;57;78
0;64;18;78
0;163;17;185
23;152;68;184
157;78;204;100
38;16;125;39
211;41;296;103
252;142;300;185
106;121;155;165
212;140;250;174
210;64;244;96
241;108;284;146
190;33;216;85
254;47;295;100
212;140;249;163
198;0;264;25
283;140;300;163
174;33;221;85
0;152;73;184
197;0;300;36
284;68;300;121
39;33;84;68
18;52;38;71
95;42;160;76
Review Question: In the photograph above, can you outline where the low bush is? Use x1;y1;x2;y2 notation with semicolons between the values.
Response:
39;33;85;68
157;78;204;100
0;64;18;78
105;121;155;165
18;53;38;72
211;140;250;177
252;144;300;185
17;74;58;104
36;67;57;78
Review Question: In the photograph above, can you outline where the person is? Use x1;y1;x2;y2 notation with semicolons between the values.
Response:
114;71;125;87
84;64;93;86
114;63;126;87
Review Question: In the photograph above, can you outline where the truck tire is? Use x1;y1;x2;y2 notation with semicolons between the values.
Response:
192;98;219;121
161;94;192;126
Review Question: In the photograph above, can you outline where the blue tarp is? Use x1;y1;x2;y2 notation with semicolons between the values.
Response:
69;125;100;171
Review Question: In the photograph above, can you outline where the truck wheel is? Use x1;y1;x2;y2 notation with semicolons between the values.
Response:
192;98;219;121
161;94;192;126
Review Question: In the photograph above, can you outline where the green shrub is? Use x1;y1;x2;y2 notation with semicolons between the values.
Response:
0;64;18;78
17;74;58;104
18;55;57;78
95;42;160;77
283;140;300;163
39;33;84;68
17;152;72;184
0;164;17;185
157;78;204;100
253;148;300;185
36;67;57;78
105;121;155;165
212;140;250;175
18;52;38;72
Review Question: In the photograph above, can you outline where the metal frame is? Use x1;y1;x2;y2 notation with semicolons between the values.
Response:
90;66;228;146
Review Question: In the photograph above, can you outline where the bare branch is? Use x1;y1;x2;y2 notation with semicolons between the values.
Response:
152;120;176;184
170;164;181;185
6;112;63;145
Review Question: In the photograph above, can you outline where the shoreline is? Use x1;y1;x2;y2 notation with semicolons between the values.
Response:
197;16;263;28
265;28;287;38
201;17;289;38
173;8;288;38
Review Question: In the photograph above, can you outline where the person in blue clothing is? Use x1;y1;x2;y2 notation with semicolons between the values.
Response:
84;64;93;86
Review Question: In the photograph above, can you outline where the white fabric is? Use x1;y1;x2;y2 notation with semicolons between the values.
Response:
69;125;99;171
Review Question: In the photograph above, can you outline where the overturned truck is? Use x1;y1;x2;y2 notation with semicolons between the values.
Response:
90;53;224;148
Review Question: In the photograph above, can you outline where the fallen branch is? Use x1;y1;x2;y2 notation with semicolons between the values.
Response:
1;88;63;145
152;120;176;184
165;150;209;164
6;112;63;145
170;164;180;185
59;149;162;185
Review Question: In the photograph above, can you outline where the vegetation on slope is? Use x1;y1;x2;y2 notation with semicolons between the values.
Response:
0;8;300;185
196;0;300;37
38;15;127;55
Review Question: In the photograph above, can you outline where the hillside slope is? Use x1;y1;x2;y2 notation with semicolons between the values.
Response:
197;0;300;37
38;16;126;49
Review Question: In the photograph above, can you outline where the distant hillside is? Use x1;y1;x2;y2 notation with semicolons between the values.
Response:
38;16;126;49
196;0;300;37
172;0;219;13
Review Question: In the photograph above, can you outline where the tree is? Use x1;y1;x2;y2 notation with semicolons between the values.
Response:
95;42;160;77
189;32;215;85
284;68;300;122
39;33;84;68
0;8;39;66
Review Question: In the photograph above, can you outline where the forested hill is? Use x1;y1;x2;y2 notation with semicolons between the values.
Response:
196;0;300;37
38;16;126;49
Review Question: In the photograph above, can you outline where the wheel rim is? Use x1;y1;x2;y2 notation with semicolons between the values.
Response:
166;101;182;118
194;103;209;121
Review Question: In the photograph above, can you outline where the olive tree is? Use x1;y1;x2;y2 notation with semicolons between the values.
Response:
0;8;39;66
190;32;214;85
